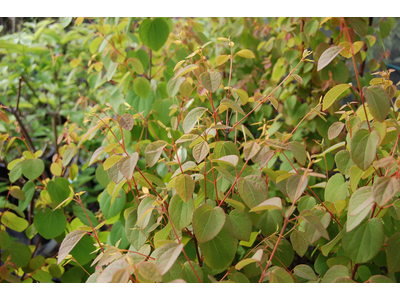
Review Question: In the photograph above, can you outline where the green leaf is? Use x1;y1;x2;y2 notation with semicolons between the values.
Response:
193;203;226;243
47;177;71;205
62;147;75;167
4;242;31;268
199;71;222;93
99;190;125;220
213;155;239;167
137;196;155;230
154;223;172;248
32;270;53;283
235;250;262;270
70;234;96;267
304;19;319;36
347;187;374;231
363;85;390;123
372;176;399;207
299;210;330;240
324;173;348;203
199;226;237;270
60;17;72;28
385;232;400;273
34;207;67;239
89;146;106;166
29;255;45;270
250;197;282;212
57;230;87;265
104;155;124;170
192;141;209;163
349;129;380;171
243;141;260;161
219;98;245;115
379;20;391;39
317;46;344;71
145;140;168;167
125;209;153;250
368;275;393;283
293;264;317;281
349;18;369;36
328;122;345;140
183;107;208;133
286;174;308;203
169;194;194;231
238;175;268;209
322;84;351;111
228;210;252;241
0;230;10;249
117;153;138;181
139;18;170;51
269;267;294;283
173;64;200;80
234;89;249;105
303;211;331;243
126;88;154;118
215;55;230;66
292;74;303;85
175;174;195;203
9;160;24;183
321;231;342;256
343;218;384;264
106;62;118;81
130;57;144;74
166;77;185;97
335;150;355;175
290;230;309;257
152;98;175;126
21;158;44;180
289;141;306;166
321;265;350;283
133;77;151;99
214;141;240;158
109;220;129;249
152;242;183;275
239;231;258;247
73;205;98;227
10;186;25;200
1;211;29;232
137;261;162;282
271;239;294;268
236;49;255;58
182;261;203;283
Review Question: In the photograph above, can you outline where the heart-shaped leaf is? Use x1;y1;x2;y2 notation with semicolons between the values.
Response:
349;129;380;171
199;71;222;93
175;174;195;203
238;175;268;209
193;203;226;243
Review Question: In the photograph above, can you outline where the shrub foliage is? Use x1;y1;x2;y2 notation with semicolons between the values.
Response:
1;17;400;283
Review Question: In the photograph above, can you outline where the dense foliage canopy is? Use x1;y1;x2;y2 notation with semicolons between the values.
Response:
1;17;400;283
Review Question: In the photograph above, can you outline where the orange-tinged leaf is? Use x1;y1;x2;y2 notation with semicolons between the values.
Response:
119;113;134;130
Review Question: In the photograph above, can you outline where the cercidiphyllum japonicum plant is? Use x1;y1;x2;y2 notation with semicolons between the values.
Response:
1;17;400;283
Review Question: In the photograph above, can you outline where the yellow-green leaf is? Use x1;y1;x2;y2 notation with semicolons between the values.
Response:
322;84;351;111
236;49;255;59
